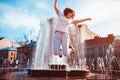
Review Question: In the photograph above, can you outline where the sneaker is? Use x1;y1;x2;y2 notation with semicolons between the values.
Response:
59;53;62;58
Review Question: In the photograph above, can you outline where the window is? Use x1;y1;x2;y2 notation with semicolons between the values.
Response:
11;52;13;56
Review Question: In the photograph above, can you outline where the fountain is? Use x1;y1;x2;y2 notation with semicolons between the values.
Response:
105;40;120;76
1;18;120;79
28;18;90;77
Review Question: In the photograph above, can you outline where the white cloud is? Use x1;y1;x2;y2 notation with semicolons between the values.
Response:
0;3;40;29
30;0;50;10
35;2;49;10
73;0;120;36
0;3;41;41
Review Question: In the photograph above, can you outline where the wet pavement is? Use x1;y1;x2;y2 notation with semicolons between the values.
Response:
1;72;120;80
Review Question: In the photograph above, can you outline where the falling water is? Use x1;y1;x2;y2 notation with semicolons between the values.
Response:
68;24;88;69
34;18;55;69
33;18;89;70
105;41;120;75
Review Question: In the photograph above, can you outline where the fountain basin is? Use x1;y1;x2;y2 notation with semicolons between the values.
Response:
28;69;90;77
109;70;120;76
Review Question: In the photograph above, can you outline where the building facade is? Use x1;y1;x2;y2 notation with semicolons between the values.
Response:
84;34;120;71
85;34;114;58
0;47;17;63
17;41;36;67
0;37;21;49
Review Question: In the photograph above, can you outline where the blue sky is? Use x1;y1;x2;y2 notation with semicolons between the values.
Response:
0;0;120;42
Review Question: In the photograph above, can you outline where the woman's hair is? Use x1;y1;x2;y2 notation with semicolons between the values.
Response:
64;8;75;18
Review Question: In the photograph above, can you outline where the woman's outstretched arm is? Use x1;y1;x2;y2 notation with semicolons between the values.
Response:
54;0;60;16
72;18;92;25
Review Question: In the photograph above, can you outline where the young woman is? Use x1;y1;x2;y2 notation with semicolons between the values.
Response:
53;0;91;58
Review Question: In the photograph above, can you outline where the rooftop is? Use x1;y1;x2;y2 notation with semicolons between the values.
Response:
0;47;17;51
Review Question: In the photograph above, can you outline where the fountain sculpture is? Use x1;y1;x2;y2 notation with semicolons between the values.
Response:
105;40;120;76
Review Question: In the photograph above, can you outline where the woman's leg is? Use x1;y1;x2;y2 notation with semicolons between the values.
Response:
61;33;69;57
53;33;61;55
